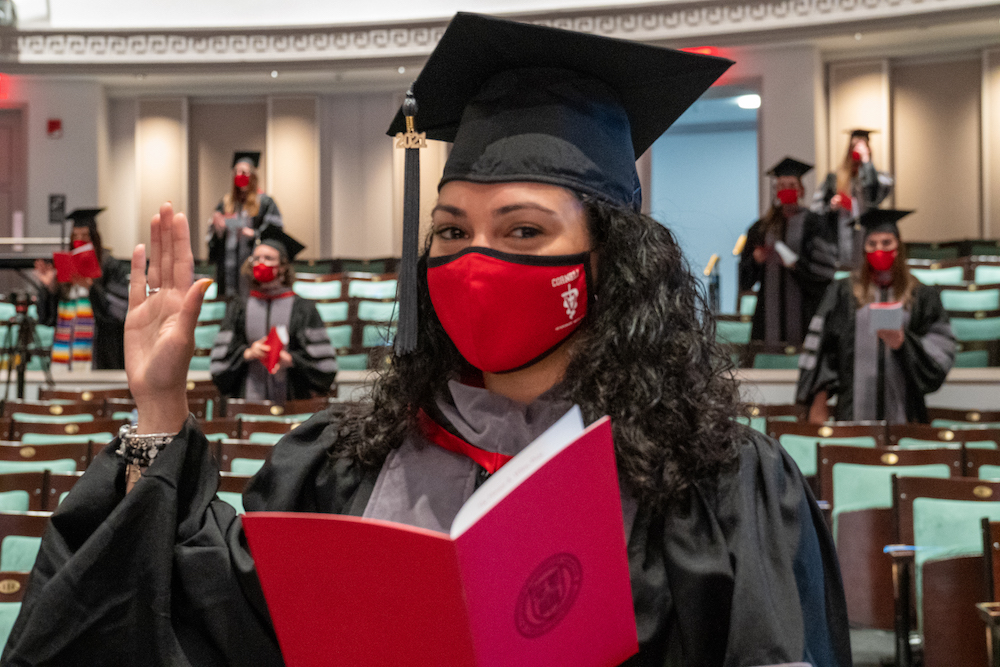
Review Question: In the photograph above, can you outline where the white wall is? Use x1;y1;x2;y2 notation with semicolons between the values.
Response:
4;77;102;239
717;43;823;217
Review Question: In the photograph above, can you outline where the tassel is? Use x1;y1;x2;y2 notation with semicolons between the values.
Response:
394;87;425;355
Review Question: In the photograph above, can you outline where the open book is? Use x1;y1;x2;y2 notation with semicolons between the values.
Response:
52;243;102;283
241;406;638;667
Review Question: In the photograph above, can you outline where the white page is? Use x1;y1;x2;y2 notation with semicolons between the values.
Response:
773;240;799;267
450;405;585;539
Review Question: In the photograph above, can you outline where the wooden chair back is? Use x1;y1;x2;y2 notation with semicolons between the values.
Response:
197;418;240;440
216;441;275;473
0;442;90;472
928;407;1000;425
9;418;125;442
237;419;303;442
0;571;29;602
1;400;105;419
37;387;131;402
0;472;46;511
44;472;84;512
767;419;887;445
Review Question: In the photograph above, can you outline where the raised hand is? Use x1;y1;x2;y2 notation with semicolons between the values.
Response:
125;202;213;435
33;259;57;292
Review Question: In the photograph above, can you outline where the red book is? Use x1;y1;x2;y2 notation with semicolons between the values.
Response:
242;408;638;667
52;244;102;283
264;326;287;374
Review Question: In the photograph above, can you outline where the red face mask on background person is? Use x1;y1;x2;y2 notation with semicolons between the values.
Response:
71;240;87;250
776;189;799;206
234;173;250;189
866;249;897;272
851;150;862;162
253;263;277;283
427;248;592;374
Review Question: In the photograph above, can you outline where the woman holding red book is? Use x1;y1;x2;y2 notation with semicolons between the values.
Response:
4;14;851;667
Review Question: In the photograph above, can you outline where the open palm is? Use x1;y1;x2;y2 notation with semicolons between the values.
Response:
125;203;212;433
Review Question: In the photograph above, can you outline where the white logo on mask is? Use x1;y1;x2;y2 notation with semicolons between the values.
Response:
562;286;579;320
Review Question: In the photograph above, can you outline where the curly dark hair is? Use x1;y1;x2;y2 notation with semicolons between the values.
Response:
335;198;743;505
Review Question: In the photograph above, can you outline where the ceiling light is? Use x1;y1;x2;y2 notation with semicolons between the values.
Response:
270;70;279;78
854;32;862;40
736;94;761;110
397;66;406;74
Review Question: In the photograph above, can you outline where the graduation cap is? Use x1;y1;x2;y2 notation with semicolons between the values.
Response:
858;208;913;237
66;208;106;228
258;225;305;261
232;151;261;169
767;157;813;179
845;128;878;141
386;12;733;353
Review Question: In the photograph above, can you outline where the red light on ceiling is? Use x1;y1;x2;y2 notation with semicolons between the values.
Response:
681;46;719;57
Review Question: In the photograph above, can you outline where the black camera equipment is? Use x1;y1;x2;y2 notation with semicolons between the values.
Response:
1;291;54;400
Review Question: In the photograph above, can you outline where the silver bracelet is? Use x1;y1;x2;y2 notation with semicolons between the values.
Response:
116;424;175;469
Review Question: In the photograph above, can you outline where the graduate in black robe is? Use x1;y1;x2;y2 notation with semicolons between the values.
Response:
739;158;835;349
796;209;955;424
2;14;851;667
207;152;283;300
33;209;130;370
210;230;337;401
809;130;894;271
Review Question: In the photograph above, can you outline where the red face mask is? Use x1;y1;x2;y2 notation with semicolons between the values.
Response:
776;189;799;205
427;248;591;374
866;249;897;272
234;173;250;189
851;150;862;162
253;263;278;283
71;240;88;250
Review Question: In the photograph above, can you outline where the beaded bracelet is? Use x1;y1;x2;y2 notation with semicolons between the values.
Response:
116;424;175;469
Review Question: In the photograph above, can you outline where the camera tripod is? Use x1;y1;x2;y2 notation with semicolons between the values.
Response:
1;292;54;401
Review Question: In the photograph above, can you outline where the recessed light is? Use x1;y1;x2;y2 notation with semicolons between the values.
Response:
854;32;862;41
270;70;279;78
397;66;406;74
736;94;761;110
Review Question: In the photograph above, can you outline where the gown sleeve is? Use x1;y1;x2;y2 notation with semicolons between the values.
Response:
287;299;338;399
898;284;955;399
738;220;765;292
1;409;373;667
88;256;131;369
796;211;838;284
810;174;837;215
210;301;250;399
33;286;58;328
255;195;283;234
626;427;851;666
856;162;893;210
796;280;847;406
207;200;226;265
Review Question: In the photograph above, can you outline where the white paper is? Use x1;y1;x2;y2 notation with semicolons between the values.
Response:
450;405;585;539
276;325;289;345
773;240;799;267
869;302;904;332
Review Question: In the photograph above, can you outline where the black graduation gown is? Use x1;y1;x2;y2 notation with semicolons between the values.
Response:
738;209;834;347
796;279;954;423
207;195;282;298
209;296;337;401
1;410;851;667
35;255;130;370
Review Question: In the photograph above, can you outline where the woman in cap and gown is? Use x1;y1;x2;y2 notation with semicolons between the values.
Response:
210;228;337;402
207;152;283;301
797;209;955;424
33;209;130;370
810;130;894;271
739;157;835;349
3;14;850;667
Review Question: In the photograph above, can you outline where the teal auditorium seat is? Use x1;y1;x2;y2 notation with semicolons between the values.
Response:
0;493;28;513
362;324;395;348
11;413;93;424
739;294;757;317
218;492;245;514
189;355;211;371
231;458;266;475
939;288;1000;312
325;325;353;349
949;313;1000;342
197;301;227;322
832;463;950;538
0;460;77;474
247;432;284;444
0;601;21;650
202;281;218;301
953;349;990;367
194;324;221;349
910;266;965;286
316;302;349;323
20;433;113;446
293;280;342;300
779;435;876;476
976;265;1000;285
357;301;397;323
752;352;800;369
715;319;751;346
833;270;851;281
347;279;397;300
335;354;368;371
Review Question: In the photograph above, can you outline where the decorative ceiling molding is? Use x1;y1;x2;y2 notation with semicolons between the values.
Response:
0;0;996;68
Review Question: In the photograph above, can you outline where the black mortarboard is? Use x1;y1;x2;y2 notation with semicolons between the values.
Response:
232;151;261;169
846;129;878;141
858;208;913;237
386;12;732;354
66;208;105;227
388;13;732;209
258;225;305;260
767;157;813;179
